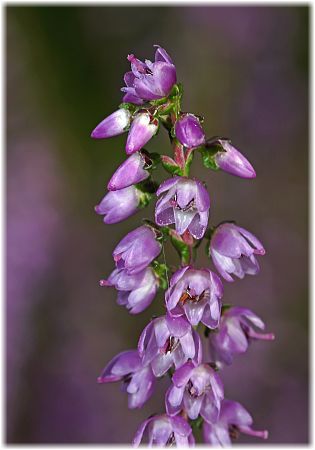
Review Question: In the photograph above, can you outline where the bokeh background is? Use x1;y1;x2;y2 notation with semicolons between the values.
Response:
6;5;309;444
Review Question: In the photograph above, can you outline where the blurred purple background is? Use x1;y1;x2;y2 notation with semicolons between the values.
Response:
6;5;309;444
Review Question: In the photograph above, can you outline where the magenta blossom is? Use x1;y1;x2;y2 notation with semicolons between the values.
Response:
95;186;140;224
210;222;265;282
107;151;150;191
213;139;256;179
125;111;159;155
202;399;268;446
175;114;205;148
166;266;223;328
91;108;131;139
98;350;155;409
121;45;177;104
113;225;161;275
133;413;194;447
166;361;224;423
209;306;275;366
100;267;158;314
155;176;210;239
138;313;202;377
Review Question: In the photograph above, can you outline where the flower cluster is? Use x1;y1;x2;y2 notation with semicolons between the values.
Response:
91;45;274;446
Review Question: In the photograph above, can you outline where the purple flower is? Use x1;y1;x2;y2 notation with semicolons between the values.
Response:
100;267;158;314
121;45;177;104
133;414;195;447
165;267;223;328
202;399;268;446
125;112;159;155
209;306;275;366
214;139;256;179
166;361;224;423
113;225;161;275
210;223;265;282
91;108;131;139
107;151;150;191
94;185;140;224
98;350;155;409
175;114;206;148
155;177;210;239
138;314;202;377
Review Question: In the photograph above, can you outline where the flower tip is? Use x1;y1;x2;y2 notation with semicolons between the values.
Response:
94;205;101;214
262;430;269;439
97;376;104;384
99;279;110;287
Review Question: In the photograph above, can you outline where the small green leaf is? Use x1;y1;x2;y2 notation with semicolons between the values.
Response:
161;158;183;176
190;416;204;431
152;261;170;290
199;147;220;170
118;102;138;113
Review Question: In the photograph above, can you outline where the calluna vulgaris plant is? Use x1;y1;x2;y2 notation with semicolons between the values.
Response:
92;45;275;447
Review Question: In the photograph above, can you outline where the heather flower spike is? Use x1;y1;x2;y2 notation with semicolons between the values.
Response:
91;45;274;445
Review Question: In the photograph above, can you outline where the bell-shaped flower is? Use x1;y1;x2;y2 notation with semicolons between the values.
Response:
95;185;140;224
107;151;151;191
209;306;275;366
138;313;202;377
100;266;158;314
166;361;224;423
125;112;159;155
210;222;265;282
113;225;161;275
165;267;223;328
212;139;256;179
202;399;268;446
175;114;205;148
98;350;155;409
155;176;210;239
91;108;131;139
121;45;177;104
133;413;195;447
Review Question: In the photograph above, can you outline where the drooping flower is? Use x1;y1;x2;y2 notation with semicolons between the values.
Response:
155;176;210;239
113;224;161;275
166;361;224;423
165;266;223;328
202;399;268;446
175;114;205;148
205;138;256;179
209;306;275;366
121;45;177;104
138;313;202;377
125;112;159;155
107;151;151;191
133;414;195;447
100;266;158;314
98;350;155;409
210;222;265;282
95;185;140;224
91;108;131;139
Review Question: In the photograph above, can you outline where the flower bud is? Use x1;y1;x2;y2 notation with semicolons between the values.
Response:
95;185;139;224
175;113;205;148
107;152;150;191
214;139;256;178
125;112;158;155
91;108;131;139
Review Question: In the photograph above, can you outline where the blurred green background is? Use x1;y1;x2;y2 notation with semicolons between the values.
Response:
6;5;309;444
